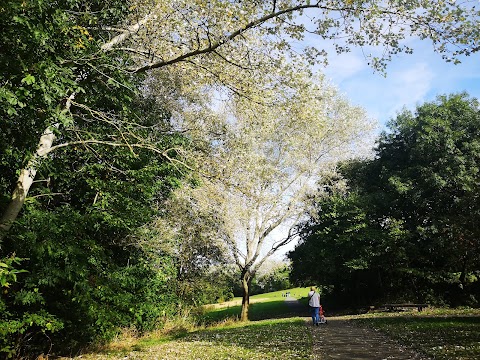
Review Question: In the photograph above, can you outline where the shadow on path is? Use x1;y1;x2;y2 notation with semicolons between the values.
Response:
284;295;308;316
284;297;429;360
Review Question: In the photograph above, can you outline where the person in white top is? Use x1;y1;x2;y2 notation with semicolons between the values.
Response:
308;286;321;326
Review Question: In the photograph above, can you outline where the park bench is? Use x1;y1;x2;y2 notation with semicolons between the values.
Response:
383;303;428;312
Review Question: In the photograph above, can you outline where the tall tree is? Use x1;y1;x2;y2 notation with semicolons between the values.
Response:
180;70;374;320
289;187;408;307
0;92;188;355
375;93;480;301
289;93;480;307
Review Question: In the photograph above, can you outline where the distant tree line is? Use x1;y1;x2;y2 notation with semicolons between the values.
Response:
289;94;480;310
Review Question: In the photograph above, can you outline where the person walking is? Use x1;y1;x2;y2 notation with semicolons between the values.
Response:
308;286;321;326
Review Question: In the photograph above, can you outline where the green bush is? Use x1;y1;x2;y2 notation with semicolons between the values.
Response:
1;256;63;358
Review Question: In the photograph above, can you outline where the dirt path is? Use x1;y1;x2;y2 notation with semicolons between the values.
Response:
284;297;429;360
309;317;429;360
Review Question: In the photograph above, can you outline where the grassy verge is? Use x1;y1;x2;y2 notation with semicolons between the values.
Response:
71;318;312;359
351;308;480;360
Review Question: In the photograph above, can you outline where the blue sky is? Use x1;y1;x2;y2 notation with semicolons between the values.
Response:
317;39;480;130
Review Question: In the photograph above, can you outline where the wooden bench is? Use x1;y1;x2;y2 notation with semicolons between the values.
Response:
383;303;428;312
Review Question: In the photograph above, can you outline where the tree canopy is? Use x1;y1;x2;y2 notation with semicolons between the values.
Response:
3;0;480;240
178;70;374;320
289;93;480;308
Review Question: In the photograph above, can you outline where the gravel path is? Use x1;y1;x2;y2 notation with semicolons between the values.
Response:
284;297;429;360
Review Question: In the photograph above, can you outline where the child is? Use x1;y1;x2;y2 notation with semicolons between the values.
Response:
319;305;327;324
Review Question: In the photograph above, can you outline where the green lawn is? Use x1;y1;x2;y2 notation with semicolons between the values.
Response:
229;287;310;303
249;287;311;301
201;299;294;323
200;287;310;324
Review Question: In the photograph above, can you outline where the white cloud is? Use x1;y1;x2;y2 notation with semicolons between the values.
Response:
386;62;435;116
322;51;368;83
318;40;480;129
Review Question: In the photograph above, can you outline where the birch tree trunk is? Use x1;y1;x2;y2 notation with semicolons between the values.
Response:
0;94;73;243
0;126;57;242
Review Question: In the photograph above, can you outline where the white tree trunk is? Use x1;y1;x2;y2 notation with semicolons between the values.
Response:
0;126;57;242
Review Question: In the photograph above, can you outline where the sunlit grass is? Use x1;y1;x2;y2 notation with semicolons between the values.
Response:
71;318;312;359
249;286;311;301
205;286;311;310
200;287;310;324
200;299;292;324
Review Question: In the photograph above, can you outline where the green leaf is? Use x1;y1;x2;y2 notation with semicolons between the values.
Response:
7;108;17;116
21;74;36;85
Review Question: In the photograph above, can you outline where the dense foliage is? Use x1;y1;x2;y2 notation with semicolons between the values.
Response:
289;94;480;309
250;265;292;296
0;0;131;198
0;1;226;357
0;95;187;356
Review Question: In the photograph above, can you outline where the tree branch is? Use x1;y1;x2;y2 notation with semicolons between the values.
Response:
101;13;153;51
130;3;324;73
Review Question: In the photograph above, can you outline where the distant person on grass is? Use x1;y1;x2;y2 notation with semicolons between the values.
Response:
308;286;321;326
